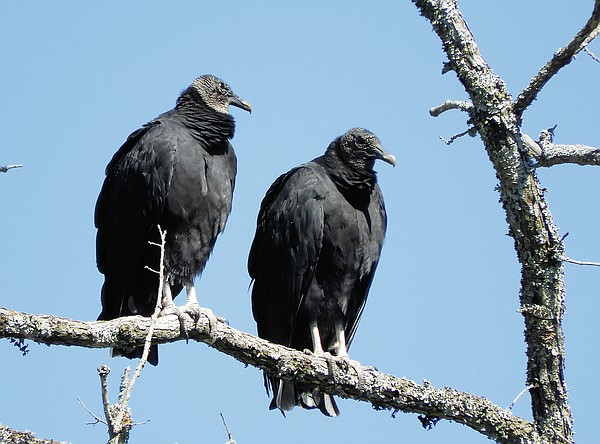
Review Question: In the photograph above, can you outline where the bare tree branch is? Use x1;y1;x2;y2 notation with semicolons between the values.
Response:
413;0;574;441
0;424;67;444
77;396;107;426
429;100;473;117
0;164;23;173
508;385;535;411
528;126;600;167
439;127;476;145
0;306;539;443
220;413;236;444
584;46;600;62
514;0;600;116
537;143;600;167
563;257;600;267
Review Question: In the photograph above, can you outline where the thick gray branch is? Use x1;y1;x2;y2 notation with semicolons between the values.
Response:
514;0;600;116
537;143;600;167
0;307;539;443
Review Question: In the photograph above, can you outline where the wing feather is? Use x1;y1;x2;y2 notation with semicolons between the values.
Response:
344;183;387;346
249;164;328;347
95;122;176;319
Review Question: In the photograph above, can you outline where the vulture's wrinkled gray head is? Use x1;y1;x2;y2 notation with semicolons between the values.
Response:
336;128;396;170
188;75;252;114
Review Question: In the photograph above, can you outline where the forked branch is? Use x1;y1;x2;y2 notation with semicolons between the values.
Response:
514;0;600;116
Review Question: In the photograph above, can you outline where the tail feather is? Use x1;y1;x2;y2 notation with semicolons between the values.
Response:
111;344;159;366
99;279;161;366
299;387;339;417
267;375;339;417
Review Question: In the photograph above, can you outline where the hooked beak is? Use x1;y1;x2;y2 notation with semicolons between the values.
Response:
229;94;252;113
374;145;397;167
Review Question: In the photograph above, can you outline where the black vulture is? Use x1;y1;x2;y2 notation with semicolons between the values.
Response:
248;128;395;416
96;75;251;365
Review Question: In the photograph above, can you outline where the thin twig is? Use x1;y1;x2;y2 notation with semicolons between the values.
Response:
90;226;167;443
114;226;167;431
439;127;477;145
563;257;600;267
509;385;535;410
78;396;107;426
0;164;23;173
584;46;600;63
514;0;600;115
220;413;236;444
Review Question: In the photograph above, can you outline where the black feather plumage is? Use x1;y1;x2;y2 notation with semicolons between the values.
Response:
96;75;250;365
248;128;394;416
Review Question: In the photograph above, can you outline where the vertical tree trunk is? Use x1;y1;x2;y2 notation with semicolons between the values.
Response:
413;1;573;441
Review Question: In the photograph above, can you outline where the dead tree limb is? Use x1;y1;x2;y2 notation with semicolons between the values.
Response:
0;306;539;443
514;0;600;116
411;0;597;442
429;99;473;117
521;127;600;167
0;424;67;444
0;164;23;173
536;142;600;167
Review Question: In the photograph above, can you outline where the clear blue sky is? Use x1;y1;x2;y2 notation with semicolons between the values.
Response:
1;1;598;443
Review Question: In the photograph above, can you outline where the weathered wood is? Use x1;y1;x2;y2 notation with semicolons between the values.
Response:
0;306;539;443
413;0;583;442
537;142;600;167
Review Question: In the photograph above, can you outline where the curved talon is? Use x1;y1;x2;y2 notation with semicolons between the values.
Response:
333;356;365;390
180;302;203;343
160;303;203;343
200;307;219;345
323;353;338;380
183;302;202;325
177;312;190;343
346;358;365;390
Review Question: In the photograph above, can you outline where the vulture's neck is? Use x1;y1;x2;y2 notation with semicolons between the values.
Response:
322;145;376;207
172;92;236;151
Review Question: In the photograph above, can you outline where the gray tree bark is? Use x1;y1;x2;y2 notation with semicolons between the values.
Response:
0;307;540;443
413;0;600;442
0;424;66;444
